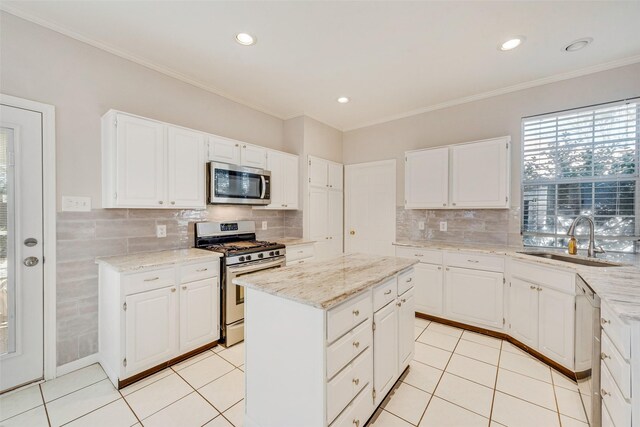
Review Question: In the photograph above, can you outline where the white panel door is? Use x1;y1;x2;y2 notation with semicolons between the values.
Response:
167;126;205;208
115;114;166;207
538;286;575;368
241;144;267;169
282;154;299;209
308;187;330;259
0;105;44;391
414;263;444;316
373;301;398;406
208;136;241;164
309;156;328;187
508;278;539;348
450;138;509;208
398;288;415;371
405;148;449;209
328;162;343;190
345;160;396;256
328;189;343;256
125;286;178;375
265;150;285;209
179;278;219;353
444;267;504;330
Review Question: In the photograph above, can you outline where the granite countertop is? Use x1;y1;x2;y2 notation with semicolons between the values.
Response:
394;240;640;322
233;253;418;309
96;248;222;273
275;237;316;246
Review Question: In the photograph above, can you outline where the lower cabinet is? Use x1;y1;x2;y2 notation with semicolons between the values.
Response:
508;278;539;348
414;262;444;315
538;285;575;368
398;288;416;370
179;277;219;353
373;300;398;406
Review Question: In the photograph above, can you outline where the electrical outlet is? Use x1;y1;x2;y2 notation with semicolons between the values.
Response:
262;221;268;230
439;221;448;232
156;225;167;238
418;221;425;230
62;196;91;212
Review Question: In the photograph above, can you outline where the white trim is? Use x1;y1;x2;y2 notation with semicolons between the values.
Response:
56;353;100;377
0;93;57;381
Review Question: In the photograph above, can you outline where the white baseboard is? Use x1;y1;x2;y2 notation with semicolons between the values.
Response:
56;353;100;377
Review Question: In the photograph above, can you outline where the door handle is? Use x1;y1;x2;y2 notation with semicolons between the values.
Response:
24;257;39;267
24;238;38;247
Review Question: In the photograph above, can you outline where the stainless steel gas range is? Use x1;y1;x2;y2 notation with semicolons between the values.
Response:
195;221;286;347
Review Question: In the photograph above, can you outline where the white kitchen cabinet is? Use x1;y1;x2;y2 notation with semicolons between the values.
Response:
309;187;330;259
262;150;299;210
398;288;415;370
328;189;344;254
373;300;398;406
508;278;539;349
444;266;504;330
241;144;267;169
538;286;575;368
208;135;241;165
450;137;510;208
285;242;315;266
328;162;344;190
309;156;343;190
414;262;444;316
167;126;206;208
179;277;219;353
405;147;449;209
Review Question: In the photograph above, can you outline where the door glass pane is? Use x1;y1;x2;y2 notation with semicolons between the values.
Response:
0;127;14;356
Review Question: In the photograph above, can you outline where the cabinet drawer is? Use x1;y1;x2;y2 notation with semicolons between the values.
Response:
286;258;314;267
180;261;217;284
397;268;415;295
286;244;315;262
602;332;631;399
445;251;504;273
510;259;575;294
327;320;372;379
124;267;175;295
329;383;373;427
601;363;631;427
395;246;443;264
327;348;372;424
601;301;630;360
328;292;372;343
373;278;397;312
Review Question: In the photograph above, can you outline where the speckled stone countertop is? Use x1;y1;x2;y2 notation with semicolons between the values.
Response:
96;248;222;273
233;253;418;309
394;240;640;322
275;238;316;246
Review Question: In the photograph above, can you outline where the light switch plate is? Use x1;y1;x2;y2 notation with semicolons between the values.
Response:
439;221;448;232
262;221;268;230
156;225;167;238
62;196;91;212
418;221;425;230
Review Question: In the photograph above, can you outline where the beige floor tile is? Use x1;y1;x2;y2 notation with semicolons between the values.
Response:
199;370;245;413
0;384;43;421
41;364;107;403
401;360;443;393
419;396;489;427
124;373;192;420
120;369;173;396
177;353;235;389
500;341;529;356
46;379;120;427
491;392;560;427
414;342;452;370
455;339;500;365
427;322;463;338
417;329;460;352
382;383;430;425
65;398;138;427
496;368;556;411
415;317;431;328
0;405;48;427
204;415;235;427
434;373;493;417
445;354;498;388
142;392;218;427
369;409;414;426
461;331;502;349
223;399;244;427
552;370;579;392
560;414;589;427
217;342;244;367
172;350;215;371
498;350;552;383
554;387;587;422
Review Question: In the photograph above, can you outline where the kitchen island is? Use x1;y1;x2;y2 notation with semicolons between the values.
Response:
233;253;418;427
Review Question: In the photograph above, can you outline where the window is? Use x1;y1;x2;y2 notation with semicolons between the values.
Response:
522;99;639;253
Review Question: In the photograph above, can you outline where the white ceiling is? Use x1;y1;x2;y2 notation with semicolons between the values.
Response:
4;1;640;130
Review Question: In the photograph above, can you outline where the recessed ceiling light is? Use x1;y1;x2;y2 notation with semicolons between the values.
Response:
499;37;525;51
235;33;256;46
564;38;593;52
337;97;350;104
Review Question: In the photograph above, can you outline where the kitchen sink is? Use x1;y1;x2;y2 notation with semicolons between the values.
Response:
517;251;623;267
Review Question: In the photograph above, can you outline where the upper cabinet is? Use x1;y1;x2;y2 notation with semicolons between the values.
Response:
309;156;343;190
404;136;510;209
261;150;299;210
208;136;266;169
102;111;206;209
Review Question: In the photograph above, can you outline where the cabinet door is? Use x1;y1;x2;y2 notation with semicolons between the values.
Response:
309;156;328;187
125;286;178;375
538;286;575;369
450;138;509;208
282;154;299;209
179;278;219;353
398;289;415;372
508;278;538;348
115;114;166;207
309;187;330;259
328;190;343;256
328;162;343;190
208;136;241;164
167;127;206;208
265;150;285;209
444;267;504;330
373;301;398;406
241;144;267;169
414;263;444;316
405;148;449;209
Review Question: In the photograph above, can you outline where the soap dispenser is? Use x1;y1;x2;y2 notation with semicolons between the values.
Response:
568;236;578;255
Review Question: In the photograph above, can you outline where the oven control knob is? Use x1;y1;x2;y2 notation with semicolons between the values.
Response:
258;253;264;259
269;251;274;256
275;250;280;256
246;255;252;261
239;256;245;262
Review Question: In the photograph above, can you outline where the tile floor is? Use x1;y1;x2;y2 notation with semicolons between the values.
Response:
0;319;589;427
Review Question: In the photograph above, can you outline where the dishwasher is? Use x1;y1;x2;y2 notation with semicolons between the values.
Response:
575;275;601;427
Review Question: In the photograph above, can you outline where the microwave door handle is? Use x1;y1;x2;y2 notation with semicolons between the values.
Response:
260;175;267;199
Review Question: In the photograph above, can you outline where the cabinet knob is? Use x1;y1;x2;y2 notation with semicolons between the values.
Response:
601;388;610;397
171;201;175;205
537;287;542;291
353;419;360;427
601;318;610;325
406;277;412;283
235;143;239;147
353;341;360;348
401;298;406;303
445;267;450;271
350;230;355;235
530;285;537;290
352;378;360;386
396;301;402;307
171;288;176;292
182;285;187;290
159;201;164;205
452;203;457;206
437;266;442;270
601;352;610;360
352;309;360;316
384;289;392;295
443;203;447;207
243;145;247;148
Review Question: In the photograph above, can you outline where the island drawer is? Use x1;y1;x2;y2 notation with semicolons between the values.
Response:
327;320;372;379
328;292;373;343
327;348;372;424
395;246;443;264
180;261;217;284
286;243;315;262
445;251;504;273
397;269;415;295
601;362;631;427
124;267;175;296
601;301;630;360
373;278;397;312
601;332;631;399
329;383;373;427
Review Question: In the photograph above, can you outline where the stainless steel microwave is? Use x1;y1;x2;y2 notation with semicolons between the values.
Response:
208;162;271;205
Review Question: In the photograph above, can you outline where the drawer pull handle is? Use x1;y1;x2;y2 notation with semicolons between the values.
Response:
353;419;360;427
406;277;412;283
353;341;360;348
144;277;160;282
196;268;208;272
414;254;424;257
298;250;304;254
353;309;360;316
601;318;610;325
601;388;610;397
601;352;610;360
352;378;360;386
467;259;479;263
384;289;392;295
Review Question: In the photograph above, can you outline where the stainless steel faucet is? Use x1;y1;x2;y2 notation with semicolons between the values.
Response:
566;215;605;258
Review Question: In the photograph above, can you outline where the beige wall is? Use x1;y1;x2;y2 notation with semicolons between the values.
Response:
303;116;343;163
0;12;285;209
343;62;640;206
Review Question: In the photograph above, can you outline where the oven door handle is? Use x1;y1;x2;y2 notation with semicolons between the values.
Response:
260;175;267;199
228;259;284;276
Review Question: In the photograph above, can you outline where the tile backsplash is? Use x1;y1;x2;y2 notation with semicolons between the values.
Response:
56;206;302;366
